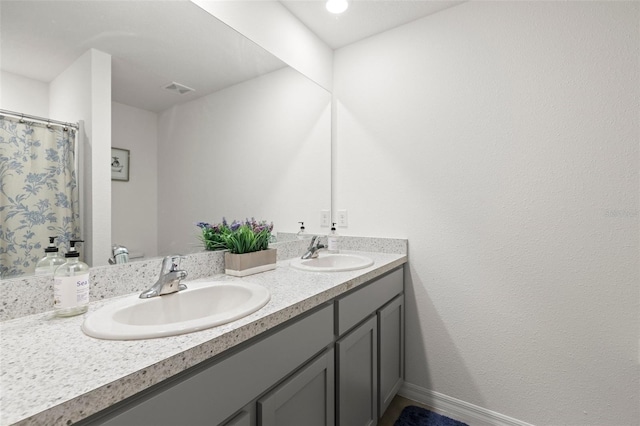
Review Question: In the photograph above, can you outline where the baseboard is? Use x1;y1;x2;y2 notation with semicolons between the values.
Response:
399;382;534;426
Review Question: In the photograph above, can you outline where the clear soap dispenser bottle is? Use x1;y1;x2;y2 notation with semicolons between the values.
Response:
328;223;339;253
53;239;90;317
35;236;65;275
297;222;306;239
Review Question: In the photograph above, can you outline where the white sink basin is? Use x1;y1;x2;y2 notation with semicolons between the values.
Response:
289;253;374;272
82;280;270;340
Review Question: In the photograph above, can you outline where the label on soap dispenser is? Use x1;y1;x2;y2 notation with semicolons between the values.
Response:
328;236;339;252
54;273;90;309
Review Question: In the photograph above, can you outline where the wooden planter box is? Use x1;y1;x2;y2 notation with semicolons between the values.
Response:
224;248;277;277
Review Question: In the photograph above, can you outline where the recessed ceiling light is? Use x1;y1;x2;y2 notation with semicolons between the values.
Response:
326;0;348;14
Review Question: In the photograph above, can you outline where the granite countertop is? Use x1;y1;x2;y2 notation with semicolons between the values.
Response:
0;251;406;426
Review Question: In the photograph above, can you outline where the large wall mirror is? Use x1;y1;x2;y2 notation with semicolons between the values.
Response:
1;1;331;277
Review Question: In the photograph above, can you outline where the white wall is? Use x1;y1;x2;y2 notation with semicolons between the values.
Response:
157;66;331;256
192;0;333;91
50;49;112;266
334;2;639;425
0;71;49;115
111;102;158;259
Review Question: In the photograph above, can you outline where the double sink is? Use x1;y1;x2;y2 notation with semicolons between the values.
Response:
82;252;373;341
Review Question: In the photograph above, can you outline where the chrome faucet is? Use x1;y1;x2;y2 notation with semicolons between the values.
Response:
139;255;188;298
108;244;129;264
301;236;325;259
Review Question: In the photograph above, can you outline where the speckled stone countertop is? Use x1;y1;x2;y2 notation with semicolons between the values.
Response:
0;249;406;426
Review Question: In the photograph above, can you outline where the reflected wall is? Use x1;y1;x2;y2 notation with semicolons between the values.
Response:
157;67;331;256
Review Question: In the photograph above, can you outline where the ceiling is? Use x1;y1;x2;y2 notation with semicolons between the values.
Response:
280;0;466;49
1;0;465;112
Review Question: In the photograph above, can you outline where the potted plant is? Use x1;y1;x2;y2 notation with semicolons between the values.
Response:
196;218;276;277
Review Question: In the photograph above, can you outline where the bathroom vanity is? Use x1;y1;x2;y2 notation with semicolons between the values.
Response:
80;268;403;426
0;239;407;426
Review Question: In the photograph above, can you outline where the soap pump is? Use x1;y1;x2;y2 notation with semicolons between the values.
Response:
297;221;306;239
328;223;339;253
53;239;90;317
34;236;65;275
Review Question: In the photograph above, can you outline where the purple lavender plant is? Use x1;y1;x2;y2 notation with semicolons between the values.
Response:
196;218;273;254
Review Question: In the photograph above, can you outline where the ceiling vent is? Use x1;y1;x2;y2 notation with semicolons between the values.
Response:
163;82;195;95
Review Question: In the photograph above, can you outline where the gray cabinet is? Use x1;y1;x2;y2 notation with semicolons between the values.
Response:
258;348;335;426
223;410;252;426
337;315;378;426
378;294;404;417
335;268;404;426
335;268;403;337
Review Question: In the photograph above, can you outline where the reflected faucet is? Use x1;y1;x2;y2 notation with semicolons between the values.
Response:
139;255;188;298
108;244;129;264
301;236;325;259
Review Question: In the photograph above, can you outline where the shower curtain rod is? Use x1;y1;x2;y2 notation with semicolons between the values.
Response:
0;108;79;129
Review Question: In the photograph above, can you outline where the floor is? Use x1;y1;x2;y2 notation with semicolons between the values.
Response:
378;395;432;426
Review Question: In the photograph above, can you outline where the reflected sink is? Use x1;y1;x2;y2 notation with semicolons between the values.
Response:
289;253;374;272
82;280;270;340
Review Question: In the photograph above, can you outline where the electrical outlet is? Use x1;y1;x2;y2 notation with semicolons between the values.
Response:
320;210;330;227
337;209;348;227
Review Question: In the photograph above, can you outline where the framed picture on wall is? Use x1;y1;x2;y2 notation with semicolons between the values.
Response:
111;147;130;181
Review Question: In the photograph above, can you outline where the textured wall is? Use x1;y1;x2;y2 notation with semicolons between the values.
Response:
334;2;639;424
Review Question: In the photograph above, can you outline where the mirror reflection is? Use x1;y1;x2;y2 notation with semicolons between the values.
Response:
0;115;80;277
1;1;331;277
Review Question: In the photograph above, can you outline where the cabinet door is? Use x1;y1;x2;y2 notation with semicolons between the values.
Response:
337;316;378;426
258;348;335;426
378;294;404;417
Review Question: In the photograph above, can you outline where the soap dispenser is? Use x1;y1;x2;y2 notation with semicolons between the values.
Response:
34;236;65;275
53;239;90;317
297;222;306;239
328;223;339;253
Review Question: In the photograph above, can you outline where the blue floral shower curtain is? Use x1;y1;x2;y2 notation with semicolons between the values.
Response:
0;116;80;278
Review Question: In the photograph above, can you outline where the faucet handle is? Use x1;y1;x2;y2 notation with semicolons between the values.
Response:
161;255;183;273
172;255;183;271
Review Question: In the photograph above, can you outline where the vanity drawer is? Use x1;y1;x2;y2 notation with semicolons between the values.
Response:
335;267;403;336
